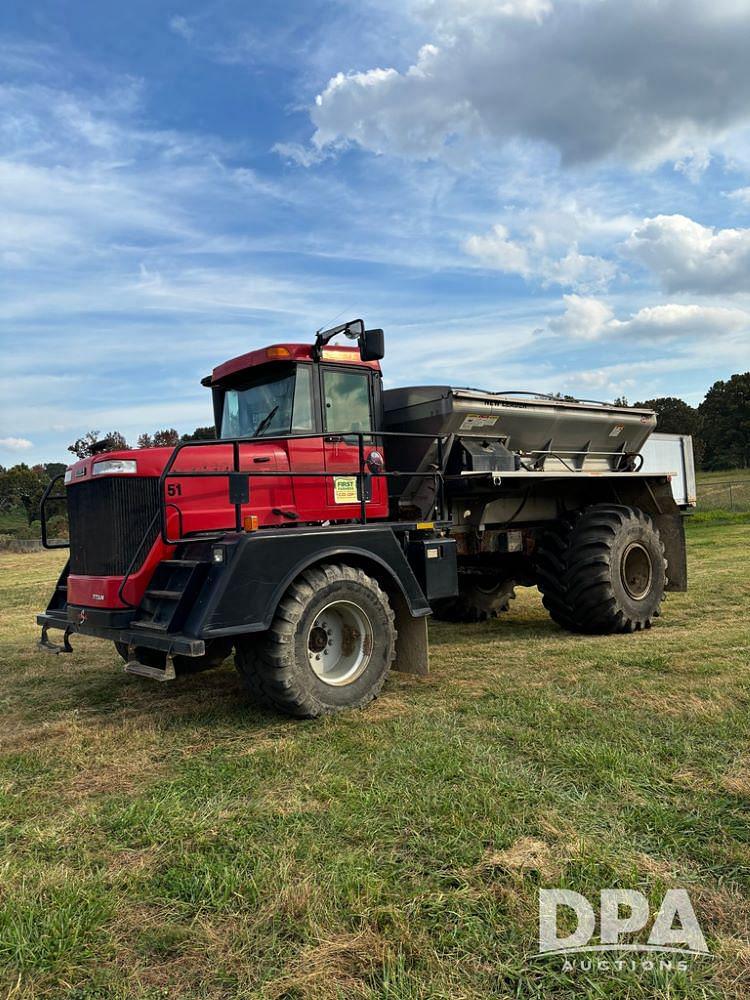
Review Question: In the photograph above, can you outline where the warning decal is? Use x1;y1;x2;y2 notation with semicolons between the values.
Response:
461;414;499;430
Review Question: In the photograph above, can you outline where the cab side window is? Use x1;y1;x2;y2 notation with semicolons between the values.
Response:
322;370;372;433
291;364;314;432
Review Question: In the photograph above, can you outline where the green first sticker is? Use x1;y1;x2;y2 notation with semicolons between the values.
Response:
334;476;359;503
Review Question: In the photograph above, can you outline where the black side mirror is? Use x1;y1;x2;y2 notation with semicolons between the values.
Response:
360;328;384;361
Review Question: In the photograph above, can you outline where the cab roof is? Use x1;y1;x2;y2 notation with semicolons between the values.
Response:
205;342;382;387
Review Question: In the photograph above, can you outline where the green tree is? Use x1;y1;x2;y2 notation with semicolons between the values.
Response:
152;428;180;447
181;426;216;442
633;396;699;436
43;462;67;481
698;373;750;470
0;468;16;513
633;396;704;465
0;464;46;524
68;430;129;459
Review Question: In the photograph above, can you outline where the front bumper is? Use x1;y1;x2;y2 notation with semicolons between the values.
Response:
36;609;206;657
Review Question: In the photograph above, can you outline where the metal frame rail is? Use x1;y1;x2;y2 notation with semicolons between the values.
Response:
39;430;450;568
157;429;449;546
39;474;68;549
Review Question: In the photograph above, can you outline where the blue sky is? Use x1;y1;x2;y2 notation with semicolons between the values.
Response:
1;0;749;465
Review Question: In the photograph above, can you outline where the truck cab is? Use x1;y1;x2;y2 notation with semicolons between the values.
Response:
56;324;391;613
203;339;389;526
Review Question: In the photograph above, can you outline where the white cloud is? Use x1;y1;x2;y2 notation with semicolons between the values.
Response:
464;227;615;292
541;246;615;292
0;436;34;451
611;303;749;340
463;224;531;277
549;294;614;341
418;0;553;27
548;295;749;342
626;214;750;294
272;142;331;167
169;15;195;41
727;186;750;206
310;0;750;167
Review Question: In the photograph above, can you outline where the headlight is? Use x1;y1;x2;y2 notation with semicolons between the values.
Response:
92;459;137;476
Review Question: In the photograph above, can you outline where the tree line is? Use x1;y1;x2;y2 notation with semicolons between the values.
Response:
67;425;215;459
0;426;215;530
630;371;749;471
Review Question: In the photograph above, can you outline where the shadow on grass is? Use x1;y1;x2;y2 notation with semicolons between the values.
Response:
427;616;568;646
15;614;571;740
14;655;302;737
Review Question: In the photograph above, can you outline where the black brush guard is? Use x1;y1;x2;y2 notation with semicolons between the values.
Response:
37;430;451;657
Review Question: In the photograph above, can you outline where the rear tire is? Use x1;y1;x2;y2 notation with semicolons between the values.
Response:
536;505;667;634
234;563;396;718
432;576;516;623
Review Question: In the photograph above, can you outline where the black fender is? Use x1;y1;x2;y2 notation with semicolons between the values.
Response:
179;525;432;638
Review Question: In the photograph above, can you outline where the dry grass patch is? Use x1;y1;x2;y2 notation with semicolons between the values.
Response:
692;885;750;941
103;845;166;879
262;929;391;1000
712;938;750;1000
634;852;684;880
627;689;737;718
0;719;75;753
720;756;750;797
479;837;560;882
109;903;218;996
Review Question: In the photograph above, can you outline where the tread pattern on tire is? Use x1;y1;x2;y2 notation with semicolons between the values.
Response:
234;562;396;717
432;577;517;623
536;504;667;634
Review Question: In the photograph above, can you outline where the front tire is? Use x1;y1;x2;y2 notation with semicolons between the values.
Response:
536;505;667;634
234;563;396;717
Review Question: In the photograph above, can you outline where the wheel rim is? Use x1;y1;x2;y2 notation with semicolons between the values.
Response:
621;542;653;600
306;600;373;686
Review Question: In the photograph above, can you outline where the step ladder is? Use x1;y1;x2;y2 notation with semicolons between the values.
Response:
130;558;208;634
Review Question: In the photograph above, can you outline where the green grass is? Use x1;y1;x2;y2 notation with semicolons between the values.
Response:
689;510;750;526
1;522;749;998
695;469;750;486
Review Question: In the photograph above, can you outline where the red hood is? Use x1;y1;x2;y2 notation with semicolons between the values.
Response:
64;441;287;484
65;447;174;483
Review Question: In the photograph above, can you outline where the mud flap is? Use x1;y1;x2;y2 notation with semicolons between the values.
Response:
390;588;430;676
654;512;688;592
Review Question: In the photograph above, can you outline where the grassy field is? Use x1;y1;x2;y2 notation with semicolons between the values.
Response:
696;470;750;485
695;471;750;513
1;519;749;999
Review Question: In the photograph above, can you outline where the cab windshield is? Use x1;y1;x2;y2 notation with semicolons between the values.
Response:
220;364;314;439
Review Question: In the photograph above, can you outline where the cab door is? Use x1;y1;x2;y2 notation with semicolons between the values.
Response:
320;366;388;520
